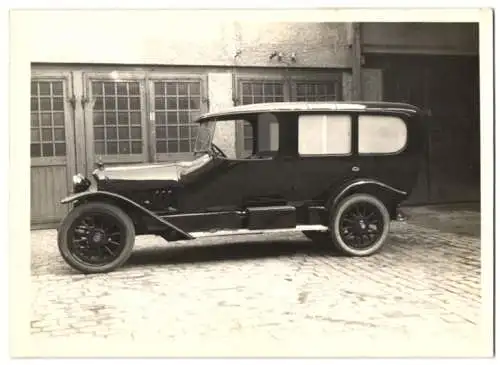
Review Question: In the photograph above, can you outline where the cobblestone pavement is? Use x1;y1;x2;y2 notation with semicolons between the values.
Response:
30;204;489;357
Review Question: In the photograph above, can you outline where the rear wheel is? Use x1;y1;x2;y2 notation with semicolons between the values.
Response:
57;202;136;274
330;194;390;256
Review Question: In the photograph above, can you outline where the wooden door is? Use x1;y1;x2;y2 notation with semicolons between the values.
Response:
82;72;149;173
30;71;76;227
364;54;480;205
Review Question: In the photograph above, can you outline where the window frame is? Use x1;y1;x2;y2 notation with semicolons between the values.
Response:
30;70;76;168
83;71;149;166
148;72;209;162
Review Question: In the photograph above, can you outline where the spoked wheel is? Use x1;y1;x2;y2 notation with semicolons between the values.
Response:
330;194;390;256
57;202;135;274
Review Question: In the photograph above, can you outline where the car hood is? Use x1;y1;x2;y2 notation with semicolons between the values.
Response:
92;154;212;182
93;161;189;182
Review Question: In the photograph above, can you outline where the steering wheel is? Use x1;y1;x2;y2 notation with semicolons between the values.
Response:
211;143;227;158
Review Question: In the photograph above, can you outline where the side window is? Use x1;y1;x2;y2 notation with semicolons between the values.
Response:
239;113;279;158
358;115;407;154
257;112;279;154
298;114;351;155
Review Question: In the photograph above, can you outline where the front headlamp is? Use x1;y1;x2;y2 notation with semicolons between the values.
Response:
72;173;91;193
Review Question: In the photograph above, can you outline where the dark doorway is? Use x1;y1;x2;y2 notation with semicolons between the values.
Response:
364;54;480;205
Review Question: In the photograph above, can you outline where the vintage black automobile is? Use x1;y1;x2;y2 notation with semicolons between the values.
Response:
57;101;427;274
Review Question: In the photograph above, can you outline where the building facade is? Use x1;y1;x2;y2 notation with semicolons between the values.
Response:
28;11;479;227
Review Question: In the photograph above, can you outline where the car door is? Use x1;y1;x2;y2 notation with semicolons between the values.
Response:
289;112;358;203
181;114;296;212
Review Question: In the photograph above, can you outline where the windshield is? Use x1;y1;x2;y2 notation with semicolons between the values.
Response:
193;121;215;153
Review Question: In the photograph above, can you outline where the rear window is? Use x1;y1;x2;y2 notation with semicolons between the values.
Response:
298;114;351;155
358;115;407;154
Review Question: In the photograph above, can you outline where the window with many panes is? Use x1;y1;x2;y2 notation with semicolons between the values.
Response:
294;81;339;101
31;80;66;158
153;80;202;156
91;81;143;157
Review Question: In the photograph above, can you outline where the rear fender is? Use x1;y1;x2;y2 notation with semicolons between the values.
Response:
61;191;194;240
326;179;408;219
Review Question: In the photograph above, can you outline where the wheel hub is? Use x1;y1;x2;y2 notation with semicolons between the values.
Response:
353;218;368;234
88;229;107;247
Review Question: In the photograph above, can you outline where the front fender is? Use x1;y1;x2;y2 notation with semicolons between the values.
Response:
60;191;194;240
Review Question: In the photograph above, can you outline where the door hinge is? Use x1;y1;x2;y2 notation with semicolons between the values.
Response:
202;97;210;110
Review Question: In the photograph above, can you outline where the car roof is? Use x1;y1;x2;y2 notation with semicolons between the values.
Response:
196;101;424;122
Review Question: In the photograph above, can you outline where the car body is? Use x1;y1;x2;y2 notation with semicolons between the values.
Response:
57;101;428;274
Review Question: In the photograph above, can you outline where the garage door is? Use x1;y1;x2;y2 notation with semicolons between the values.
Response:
30;72;76;227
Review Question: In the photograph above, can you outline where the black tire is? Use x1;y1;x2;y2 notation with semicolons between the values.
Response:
57;202;136;274
329;194;390;256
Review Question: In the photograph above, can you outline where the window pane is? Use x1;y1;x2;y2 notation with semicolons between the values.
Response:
94;112;104;125
31;129;40;142
156;126;166;139
39;82;51;95
52;97;64;111
118;141;130;154
105;97;116;110
94;127;105;140
106;127;117;140
41;114;52;126
166;126;178;139
130;127;142;139
298;114;351;155
256;113;279;152
358;115;407;154
129;97;140;110
31;82;38;96
31;144;41;157
167;141;178;153
179;140;190;152
54;143;66;156
42;143;54;157
95;141;105;154
107;142;118;154
117;97;128;110
53;112;64;126
130;112;141;124
189;82;200;95
40;98;51;111
54;128;65;141
295;81;338;102
116;82;128;95
31;113;39;127
156;141;166;153
131;141;142;154
155;98;165;110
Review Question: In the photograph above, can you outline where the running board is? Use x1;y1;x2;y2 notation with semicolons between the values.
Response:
189;224;328;239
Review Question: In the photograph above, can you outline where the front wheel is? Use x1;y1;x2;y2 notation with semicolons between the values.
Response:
57;202;136;274
330;194;390;256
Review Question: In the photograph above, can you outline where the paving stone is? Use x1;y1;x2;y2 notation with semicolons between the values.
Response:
29;204;487;356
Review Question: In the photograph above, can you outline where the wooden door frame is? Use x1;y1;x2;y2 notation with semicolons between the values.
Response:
82;70;149;171
147;71;209;163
